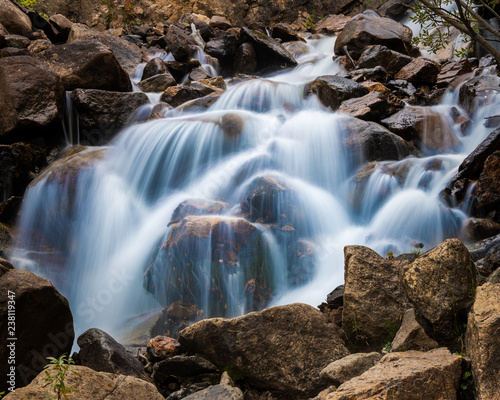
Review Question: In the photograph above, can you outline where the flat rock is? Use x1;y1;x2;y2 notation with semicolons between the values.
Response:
436;59;473;88
339;91;395;121
320;352;382;386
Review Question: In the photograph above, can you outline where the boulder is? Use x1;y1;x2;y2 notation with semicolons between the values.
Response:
209;15;232;30
338;91;396;121
476;151;500;222
0;0;32;36
165;60;191;82
436;59;473;88
169;199;233;225
484;244;500;278
234;42;257;75
334;10;412;58
342;246;412;350
315;14;351;35
271;24;304;43
394;57;441;84
138;73;177;92
460;218;500;244
240;27;297;73
28;39;51;53
182;379;243;400
320;352;382;386
457;127;500;180
205;30;237;64
145;336;181;364
153;355;217;382
70;89;149;145
165;25;198;61
324;348;461;400
304;75;369;111
160;84;208;107
402;239;476;339
0;56;64;143
141;57;169;81
189;66;211;81
4;34;30;48
356;45;413;76
458;74;500;116
466;282;500;400
4;365;164;400
0;256;14;277
178;303;350;397
36;40;132;92
0;270;74;392
391;308;439;352
48;14;73;42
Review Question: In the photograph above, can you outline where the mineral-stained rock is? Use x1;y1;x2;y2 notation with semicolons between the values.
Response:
458;74;500;116
402;239;476;339
146;336;181;363
391;308;438;352
160;84;207;107
466;282;500;400
324;348;461;400
178;303;350;397
338;91;395;121
436;59;473;88
320;352;382;386
395;57;441;84
476;151;500;221
356;45;413;76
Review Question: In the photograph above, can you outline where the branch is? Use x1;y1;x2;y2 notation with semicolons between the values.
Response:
458;0;500;40
477;0;500;22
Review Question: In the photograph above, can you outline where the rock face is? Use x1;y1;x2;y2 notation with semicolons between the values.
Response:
0;0;32;35
324;348;461;400
320;352;382;386
0;270;74;392
402;239;476;339
334;10;412;58
36;40;132;92
4;365;164;400
178;303;350;397
477;151;500;222
391;308;439;352
466;282;500;400
0;56;64;143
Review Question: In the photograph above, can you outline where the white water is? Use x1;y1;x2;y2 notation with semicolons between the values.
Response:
11;34;500;343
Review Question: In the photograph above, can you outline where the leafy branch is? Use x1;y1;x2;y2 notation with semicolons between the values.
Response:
42;354;78;400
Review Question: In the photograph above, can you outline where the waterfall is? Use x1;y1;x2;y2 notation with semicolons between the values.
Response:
10;34;500;343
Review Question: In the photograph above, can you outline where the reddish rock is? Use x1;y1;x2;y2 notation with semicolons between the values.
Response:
391;308;438;352
395;57;441;84
315;14;351;35
436;59;473;88
357;45;413;76
339;91;395;121
146;336;182;363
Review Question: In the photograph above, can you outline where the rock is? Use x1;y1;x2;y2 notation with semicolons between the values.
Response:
0;256;14;276
271;24;304;43
4;365;164;400
205;30;237;64
0;56;64;143
160;84;207;107
27;39;51;53
334;10;412;58
324;348;461;400
182;382;243;400
394;57;441;84
189;66;211;81
178;303;350;397
0;47;29;58
67;23;142;73
386;78;417;99
459;74;500;116
0;270;74;392
0;0;32;36
460;218;500;244
304;75;369;111
477;151;500;222
146;336;181;363
484;244;500;278
338;91;395;121
138;73;177;92
361;81;391;96
342;245;412;350
169;199;233;226
36;40;132;92
326;285;344;308
391;308;439;352
436;59;473;88
466;282;500;400
343;66;389;84
48;14;73;42
356;45;413;76
165;60;191;82
142;57;169;81
320;352;382;386
315;14;351;35
199;76;226;90
70;89;149;145
166;25;198;61
402;239;476;339
4;34;30;48
234;42;257;75
175;93;223;112
240;27;297;73
77;328;148;380
209;15;232;30
153;355;217;382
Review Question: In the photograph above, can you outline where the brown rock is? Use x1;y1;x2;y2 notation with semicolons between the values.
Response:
391;308;438;352
395;57;441;84
0;256;13;277
339;91;395;121
357;45;413;76
320;352;382;386
361;81;391;96
271;24;304;43
165;24;197;62
138;73;177;92
169;199;233;226
141;57;168;81
48;14;73;42
458;74;500;116
146;336;181;363
0;0;32;36
466;282;500;400
460;218;500;244
178;303;350;397
234;42;257;75
315;14;351;35
436;59;473;88
477;151;500;222
160;84;206;107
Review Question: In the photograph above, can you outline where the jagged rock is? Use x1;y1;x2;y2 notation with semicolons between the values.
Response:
395;57;441;84
27;39;51;53
361;81;391;96
304;75;369;111
0;47;29;58
234;42;257;75
4;365;164;399
153;355;217;382
178;303;350;397
0;0;32;36
320;352;382;386
338;91;395;121
326;285;344;308
199;76;226;90
182;380;243;400
484;244;500;278
477;151;500;222
391;308;438;352
324;348;461;400
169;199;233;226
206;30;237;64
315;14;351;35
344;66;389;84
209;15;232;30
458;74;500;116
77;328;148;380
386;78;417;99
36;40;132;91
142;57;169;81
436;59;473;88
165;60;191;82
138;73;177;92
356;45;413;76
460;218;500;244
334;10;412;58
146;336;181;363
402;239;476;339
466;282;500;400
70;89;149;145
0;270;74;392
342;245;412;350
166;25;198;61
0;56;64;143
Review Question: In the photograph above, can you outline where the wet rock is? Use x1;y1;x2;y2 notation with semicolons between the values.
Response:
234;42;257;75
0;270;74;392
457;127;500;180
70;89;149;145
199;76;226;90
402;239;476;339
477;151;500;222
0;0;32;36
165;60;191;83
342;245;412;350
209;15;232;30
460;218;500;244
458;74;500;116
176;93;223;112
169;199;233;226
138;73;177;92
436;59;473;88
338;91;396;121
146;336;181;364
315;14;351;35
394;57;441;84
0;56;64;143
334;10;412;58
165;25;198;62
205;30;237;64
178;303;350;397
153;355;217;382
37;40;132;92
466;282;500;400
361;81;391;96
356;45;413;76
386;78;417;99
142;57;169;81
77;328;148;380
271;24;304;43
240;27;297;73
391;308;439;352
320;352;382;386
304;75;369;111
345;65;389;84
189;66;211;81
324;348;461;400
160;84;207;107
4;365;164;400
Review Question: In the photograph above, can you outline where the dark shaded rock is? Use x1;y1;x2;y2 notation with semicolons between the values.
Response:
153;355;217;382
0;0;32;36
122;34;143;46
458;74;500;116
160;84;207;107
326;285;344;308
477;151;500;222
484;244;500;277
0;47;29;57
48;14;73;42
315;14;351;35
4;34;30;48
142;57;168;81
271;24;304;43
209;15;232;30
189;66;211;81
0;196;22;224
206;30;237;64
457;127;500;180
391;308;439;352
395;57;441;84
344;65;389;83
0;270;74;392
165;25;197;61
320;352;382;386
165;60;191;83
460;218;500;244
356;45;413;76
0;256;13;277
138;73;177;92
386;78;417;99
234;42;257;75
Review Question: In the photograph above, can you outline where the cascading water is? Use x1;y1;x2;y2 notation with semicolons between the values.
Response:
10;33;500;343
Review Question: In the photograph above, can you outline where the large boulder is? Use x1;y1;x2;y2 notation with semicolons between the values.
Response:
205;30;237;65
334;10;412;58
141;57;169;81
0;270;74;393
466;282;500;400
69;89;149;145
0;56;64;143
476;151;500;222
36;40;132;92
4;365;164;400
178;303;350;397
402;239;476;339
324;348;461;400
0;0;32;36
458;74;500;116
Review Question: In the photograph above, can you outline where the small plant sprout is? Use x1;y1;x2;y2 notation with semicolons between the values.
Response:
42;354;78;400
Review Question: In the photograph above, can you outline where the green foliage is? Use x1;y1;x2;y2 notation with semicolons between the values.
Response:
386;250;394;259
411;249;422;256
304;10;325;31
16;0;38;9
223;365;246;382
383;342;392;351
42;354;77;400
